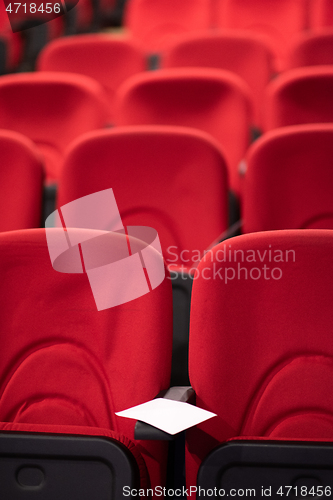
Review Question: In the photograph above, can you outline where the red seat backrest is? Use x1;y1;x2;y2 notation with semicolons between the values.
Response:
0;228;172;488
215;0;307;71
37;35;147;123
214;0;308;71
124;0;212;52
288;29;333;68
114;68;252;196
163;30;274;129
187;229;333;490
264;67;333;131
310;0;333;29
0;72;108;183
57;126;229;271
0;130;44;231
242;124;333;233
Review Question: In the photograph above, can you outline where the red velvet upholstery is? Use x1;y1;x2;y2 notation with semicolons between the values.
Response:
214;0;308;71
114;68;252;195
37;35;147;123
288;29;333;69
264;67;333;131
0;228;173;491
57;126;229;272
0;130;44;231
242;124;333;233
162;30;274;129
310;0;333;29
0;72;108;183
187;230;333;494
124;0;211;53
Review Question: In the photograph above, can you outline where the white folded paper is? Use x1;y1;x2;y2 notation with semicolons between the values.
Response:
115;398;217;435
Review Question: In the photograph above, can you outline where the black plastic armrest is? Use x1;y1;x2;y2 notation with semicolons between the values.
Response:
134;386;195;441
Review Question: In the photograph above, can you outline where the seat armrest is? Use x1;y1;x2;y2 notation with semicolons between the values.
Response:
134;386;195;440
158;386;195;404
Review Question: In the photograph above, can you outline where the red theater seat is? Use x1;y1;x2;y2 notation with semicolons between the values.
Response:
187;230;333;497
0;130;44;231
310;0;333;29
57;126;229;273
124;0;211;53
162;30;274;129
242;124;333;233
288;29;333;68
214;0;308;71
37;35;147;122
114;68;252;196
0;228;173;495
57;126;229;385
264;67;333;131
0;72;108;183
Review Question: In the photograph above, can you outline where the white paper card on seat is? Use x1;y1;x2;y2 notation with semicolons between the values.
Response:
115;398;217;435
